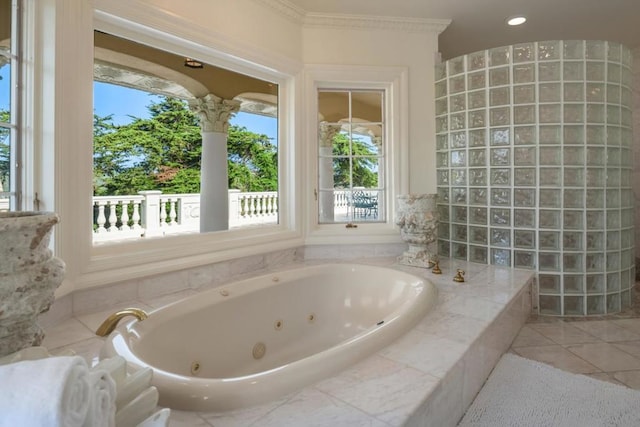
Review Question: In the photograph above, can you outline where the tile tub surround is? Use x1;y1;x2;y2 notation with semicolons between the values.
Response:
39;257;532;426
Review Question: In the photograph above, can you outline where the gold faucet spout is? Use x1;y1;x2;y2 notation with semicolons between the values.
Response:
95;308;149;337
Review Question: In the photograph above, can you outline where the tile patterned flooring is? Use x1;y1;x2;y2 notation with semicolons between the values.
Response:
39;283;640;426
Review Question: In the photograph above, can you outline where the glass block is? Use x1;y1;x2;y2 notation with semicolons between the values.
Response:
539;167;561;186
586;61;605;80
564;253;583;272
586;168;604;186
450;132;467;148
607;148;621;168
563;210;583;230
563;147;583;165
437;187;449;204
514;230;535;248
564;274;584;294
514;251;535;269
450;150;466;167
607;272;621;292
467;50;486;71
514;147;536;166
469;129;487;147
490;169;510;186
514;168;536;186
435;98;448;116
452;224;468;242
437;170;449;185
438;240;450;257
564;232;583;252
450;112;466;130
540;189;561;208
540;147;561;165
469;226;488;244
539;126;561;144
608;63;621;83
539;210;561;229
489;67;510;86
452;205;467;223
469;246;488;264
448;56;465;75
538;41;560;60
468;110;486;128
436;134;448;150
587;295;605;315
565;124;586;144
449;75;465;94
607;231;620;250
514;209;535;228
490;148;510;165
607;104;620;124
513;85;535;104
564;104;584;123
514;105;535;124
564;40;584;59
452;187;467;204
489;46;510;66
563;189;584;208
586;41;606;59
563;61;584;80
607;252;620;270
469;188;487;205
438;204;450;221
514;189;535;207
469;169;487;186
513;63;535;83
586;253;604;272
468;90;486;109
539;231;560;250
607;190;620;208
470;207;488;225
586;211;604;229
452;243;468;260
586;83;605;102
586;147;605;165
490;87;510;106
586;274;605;293
435;116;448;133
468;149;486;167
436;152;448;168
448;94;463;113
491;249;511;267
491;188;511;206
435;63;447;81
513;43;534;62
564;82;584;102
586;104;605;123
563;168;583;187
539;83;561;102
564;296;584;316
490;128;510;146
539;253;560;271
607;42;621;62
621;87;633;108
538;62;560;81
539;275;561;293
490;208;510;226
607;127;621;146
468;71;486;90
514;126;536;145
490;107;510;126
607;293;621;314
539;104;561;123
435;80;447;98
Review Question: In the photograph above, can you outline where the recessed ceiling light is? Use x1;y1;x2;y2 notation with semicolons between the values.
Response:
507;16;527;26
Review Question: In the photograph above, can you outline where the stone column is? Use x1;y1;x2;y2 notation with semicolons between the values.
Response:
189;94;241;232
318;123;339;222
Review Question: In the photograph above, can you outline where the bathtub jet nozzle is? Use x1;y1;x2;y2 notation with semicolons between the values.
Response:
95;308;149;337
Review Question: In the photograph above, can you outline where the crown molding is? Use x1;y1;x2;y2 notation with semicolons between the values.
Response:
304;13;451;34
250;0;305;24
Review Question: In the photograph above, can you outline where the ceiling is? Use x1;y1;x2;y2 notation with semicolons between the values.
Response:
288;0;640;59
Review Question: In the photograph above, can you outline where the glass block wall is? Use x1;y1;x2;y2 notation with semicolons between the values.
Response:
435;41;635;316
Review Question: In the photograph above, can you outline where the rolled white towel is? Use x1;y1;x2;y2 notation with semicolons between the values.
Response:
84;369;116;427
0;355;90;427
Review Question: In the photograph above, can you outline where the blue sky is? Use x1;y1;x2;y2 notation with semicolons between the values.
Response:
93;82;278;142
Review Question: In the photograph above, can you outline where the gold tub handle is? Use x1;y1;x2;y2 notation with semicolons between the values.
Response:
95;308;149;337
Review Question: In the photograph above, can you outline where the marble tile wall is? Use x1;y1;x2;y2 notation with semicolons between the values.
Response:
632;47;640;278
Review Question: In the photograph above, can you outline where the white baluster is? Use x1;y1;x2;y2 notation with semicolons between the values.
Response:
96;202;107;233
273;194;278;217
120;200;130;230
131;201;141;230
169;199;177;225
159;199;167;227
240;196;248;218
250;196;258;218
259;195;265;217
108;203;117;232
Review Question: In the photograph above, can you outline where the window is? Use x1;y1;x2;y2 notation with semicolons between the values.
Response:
0;0;21;211
318;90;385;224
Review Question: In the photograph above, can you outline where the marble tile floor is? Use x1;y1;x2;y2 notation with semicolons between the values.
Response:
39;281;640;426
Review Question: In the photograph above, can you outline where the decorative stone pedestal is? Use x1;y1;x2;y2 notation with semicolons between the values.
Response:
0;212;65;357
395;194;438;268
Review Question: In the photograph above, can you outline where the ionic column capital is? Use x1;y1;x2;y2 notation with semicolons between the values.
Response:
319;122;340;148
188;94;241;133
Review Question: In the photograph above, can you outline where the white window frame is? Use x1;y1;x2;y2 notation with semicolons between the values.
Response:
303;65;409;244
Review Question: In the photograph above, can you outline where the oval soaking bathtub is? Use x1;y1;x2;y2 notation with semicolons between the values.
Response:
99;263;438;411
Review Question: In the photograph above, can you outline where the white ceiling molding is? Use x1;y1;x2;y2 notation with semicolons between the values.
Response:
250;0;306;24
304;13;450;34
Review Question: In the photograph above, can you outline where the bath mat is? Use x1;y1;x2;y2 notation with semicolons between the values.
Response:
458;353;640;427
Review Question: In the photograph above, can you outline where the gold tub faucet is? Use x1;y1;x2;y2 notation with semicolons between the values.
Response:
95;308;149;337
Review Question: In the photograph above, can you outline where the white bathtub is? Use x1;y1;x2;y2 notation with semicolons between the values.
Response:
99;263;438;411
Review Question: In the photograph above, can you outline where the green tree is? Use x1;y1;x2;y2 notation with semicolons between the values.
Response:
0;110;10;192
331;132;379;188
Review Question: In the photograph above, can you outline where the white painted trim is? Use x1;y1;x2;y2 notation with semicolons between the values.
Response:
302;64;408;245
249;0;306;24
304;13;450;34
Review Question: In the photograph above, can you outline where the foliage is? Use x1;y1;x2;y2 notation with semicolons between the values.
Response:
331;132;379;188
0;110;10;192
93;96;277;196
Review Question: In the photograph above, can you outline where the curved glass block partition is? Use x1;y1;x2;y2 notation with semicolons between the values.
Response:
435;41;635;315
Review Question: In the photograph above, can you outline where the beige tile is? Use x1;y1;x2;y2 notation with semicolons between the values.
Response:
612;318;640;332
41;317;95;350
143;290;199;309
168;409;212;427
50;337;104;367
513;345;600;374
612;370;640;390
511;325;555;347
568;320;640;342
566;342;640;372
612;341;640;359
583;372;625;386
527;322;601;345
76;301;154;332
